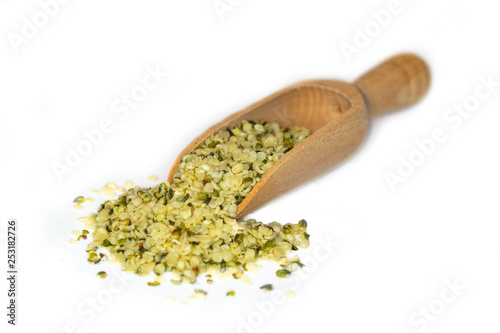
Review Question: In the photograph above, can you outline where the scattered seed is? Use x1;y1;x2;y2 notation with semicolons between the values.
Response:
73;196;85;204
102;188;115;198
260;284;273;292
87;252;101;264
226;290;235;296
276;269;291;278
194;289;207;295
147;175;158;182
97;271;107;279
105;182;118;189
76;120;312;286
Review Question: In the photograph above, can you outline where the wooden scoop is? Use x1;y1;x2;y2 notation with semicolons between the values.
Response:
168;53;430;217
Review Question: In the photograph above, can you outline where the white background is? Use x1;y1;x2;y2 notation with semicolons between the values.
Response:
1;0;499;332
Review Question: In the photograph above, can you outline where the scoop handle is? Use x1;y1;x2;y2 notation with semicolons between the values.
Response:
354;53;431;118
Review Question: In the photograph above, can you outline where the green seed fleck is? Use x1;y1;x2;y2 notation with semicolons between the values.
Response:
198;192;209;201
148;281;160;286
264;240;275;248
97;271;107;279
87;252;101;264
73;196;84;204
218;151;225;161
260;284;273;292
178;194;189;202
195;289;207;295
235;195;243;204
234;234;243;243
143;192;152;202
102;239;112;247
276;269;291;278
226;290;235;296
117;196;127;206
283;139;294;148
